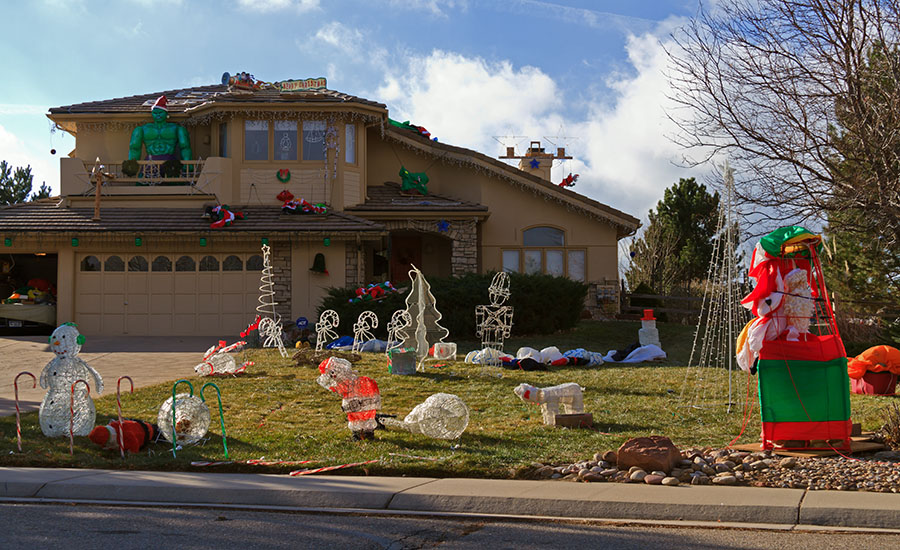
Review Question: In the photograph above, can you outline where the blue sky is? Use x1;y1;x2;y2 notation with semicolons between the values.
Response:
0;0;707;224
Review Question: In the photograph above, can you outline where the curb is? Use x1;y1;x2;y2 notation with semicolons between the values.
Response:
1;468;898;530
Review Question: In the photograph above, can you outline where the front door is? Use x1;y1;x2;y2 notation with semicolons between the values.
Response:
390;234;422;283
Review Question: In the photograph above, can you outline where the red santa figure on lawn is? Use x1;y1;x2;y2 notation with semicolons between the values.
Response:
317;357;381;440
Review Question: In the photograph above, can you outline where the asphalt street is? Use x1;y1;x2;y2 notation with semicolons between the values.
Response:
4;503;900;550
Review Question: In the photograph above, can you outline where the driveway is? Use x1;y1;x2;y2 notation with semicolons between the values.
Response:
0;335;214;416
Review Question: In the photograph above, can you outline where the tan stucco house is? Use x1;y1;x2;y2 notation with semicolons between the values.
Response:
0;77;639;336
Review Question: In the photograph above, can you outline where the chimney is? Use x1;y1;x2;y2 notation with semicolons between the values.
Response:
517;141;552;181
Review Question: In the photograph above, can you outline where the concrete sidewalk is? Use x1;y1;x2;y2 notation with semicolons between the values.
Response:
0;335;214;416
1;467;899;530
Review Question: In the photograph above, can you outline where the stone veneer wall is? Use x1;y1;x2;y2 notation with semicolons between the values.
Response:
382;218;478;277
346;243;365;288
269;241;292;321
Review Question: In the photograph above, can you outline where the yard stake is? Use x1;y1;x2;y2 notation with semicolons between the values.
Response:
116;376;134;459
171;379;194;458
14;371;36;452
200;382;228;458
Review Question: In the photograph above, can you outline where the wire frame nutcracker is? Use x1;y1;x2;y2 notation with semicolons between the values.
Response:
475;272;514;374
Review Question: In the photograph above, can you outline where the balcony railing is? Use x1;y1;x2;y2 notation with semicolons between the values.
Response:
81;159;205;186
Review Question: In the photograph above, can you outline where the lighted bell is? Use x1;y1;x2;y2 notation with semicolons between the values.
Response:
200;237;207;247
71;238;79;247
323;237;331;247
3;237;11;247
135;237;142;247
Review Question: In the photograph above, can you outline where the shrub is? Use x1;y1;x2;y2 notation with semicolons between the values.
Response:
318;272;588;340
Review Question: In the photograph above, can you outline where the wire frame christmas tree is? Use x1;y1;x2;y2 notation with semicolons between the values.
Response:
399;265;449;371
675;161;752;419
256;244;288;357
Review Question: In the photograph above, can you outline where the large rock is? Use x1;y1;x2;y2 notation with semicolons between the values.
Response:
616;436;682;474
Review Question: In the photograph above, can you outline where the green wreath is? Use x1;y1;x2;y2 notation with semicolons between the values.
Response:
121;159;140;177
161;158;183;178
276;169;291;183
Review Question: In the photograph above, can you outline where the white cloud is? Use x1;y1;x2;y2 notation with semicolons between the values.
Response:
314;22;364;55
235;0;319;13
0;105;47;115
373;21;708;224
384;0;466;17
0;124;62;196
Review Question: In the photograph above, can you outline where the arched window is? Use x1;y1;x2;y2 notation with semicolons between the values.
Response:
104;255;124;272
199;255;219;271
223;255;243;271
152;256;172;272
523;226;564;247
128;256;148;272
503;226;585;281
175;255;196;272
246;254;263;271
80;256;100;272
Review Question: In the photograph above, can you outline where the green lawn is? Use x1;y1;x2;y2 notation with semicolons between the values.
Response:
0;321;892;477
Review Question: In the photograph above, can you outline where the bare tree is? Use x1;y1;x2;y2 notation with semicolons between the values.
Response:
668;0;900;243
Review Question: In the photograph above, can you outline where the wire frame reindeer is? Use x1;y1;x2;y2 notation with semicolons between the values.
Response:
315;309;340;352
351;311;378;353
386;310;411;356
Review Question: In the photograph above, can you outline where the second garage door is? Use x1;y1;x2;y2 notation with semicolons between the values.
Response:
75;252;265;336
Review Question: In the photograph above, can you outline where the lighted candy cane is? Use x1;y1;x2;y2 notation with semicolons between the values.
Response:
116;376;134;459
288;459;379;476
69;379;90;456
200;382;228;458
14;371;36;452
171;379;194;458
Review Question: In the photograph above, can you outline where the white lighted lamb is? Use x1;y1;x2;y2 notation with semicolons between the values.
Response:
514;382;584;426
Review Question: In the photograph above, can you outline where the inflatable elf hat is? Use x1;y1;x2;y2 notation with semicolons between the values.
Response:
310;253;328;274
151;95;168;111
758;225;822;258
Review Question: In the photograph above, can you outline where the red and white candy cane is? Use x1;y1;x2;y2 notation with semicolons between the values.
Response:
116;376;134;459
69;379;90;456
288;459;379;476
14;371;36;452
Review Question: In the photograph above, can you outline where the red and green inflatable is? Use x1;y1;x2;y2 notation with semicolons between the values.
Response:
738;226;851;451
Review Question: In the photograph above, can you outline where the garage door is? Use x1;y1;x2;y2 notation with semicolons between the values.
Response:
75;252;265;336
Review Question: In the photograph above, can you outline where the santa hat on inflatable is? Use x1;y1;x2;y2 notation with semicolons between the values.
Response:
89;419;158;454
151;95;168;112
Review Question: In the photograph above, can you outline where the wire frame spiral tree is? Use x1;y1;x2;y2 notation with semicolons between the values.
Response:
675;161;753;418
257;244;288;357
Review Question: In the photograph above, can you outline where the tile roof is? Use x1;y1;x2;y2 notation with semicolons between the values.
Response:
345;182;488;213
0;201;385;235
383;127;641;236
48;84;386;115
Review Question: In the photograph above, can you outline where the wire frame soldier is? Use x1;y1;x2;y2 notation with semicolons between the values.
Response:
475;272;514;375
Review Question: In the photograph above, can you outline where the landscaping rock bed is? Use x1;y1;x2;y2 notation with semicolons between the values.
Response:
530;448;900;493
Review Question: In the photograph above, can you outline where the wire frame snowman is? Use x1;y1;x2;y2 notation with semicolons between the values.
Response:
385;309;411;356
475;272;514;374
315;309;340;352
351;311;378;353
39;323;104;437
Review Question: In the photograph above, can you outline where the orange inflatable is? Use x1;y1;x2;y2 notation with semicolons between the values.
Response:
847;345;900;379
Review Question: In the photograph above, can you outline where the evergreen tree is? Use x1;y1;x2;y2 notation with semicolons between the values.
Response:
0;161;34;205
30;182;52;200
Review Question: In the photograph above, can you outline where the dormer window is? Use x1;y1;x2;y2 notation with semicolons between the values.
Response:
302;121;326;161
244;120;268;161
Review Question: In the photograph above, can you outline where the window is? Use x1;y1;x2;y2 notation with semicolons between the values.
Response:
199;255;219;271
567;251;585;282
218;122;228;157
274;121;297;161
175;255;196;272
128;256;148;272
246;254;263;271
345;123;356;164
523;226;564;247
244;120;268;161
104;255;124;272
302;120;326;161
80;256;100;272
223;255;243;271
152;256;172;272
502;250;520;273
505;226;586;281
